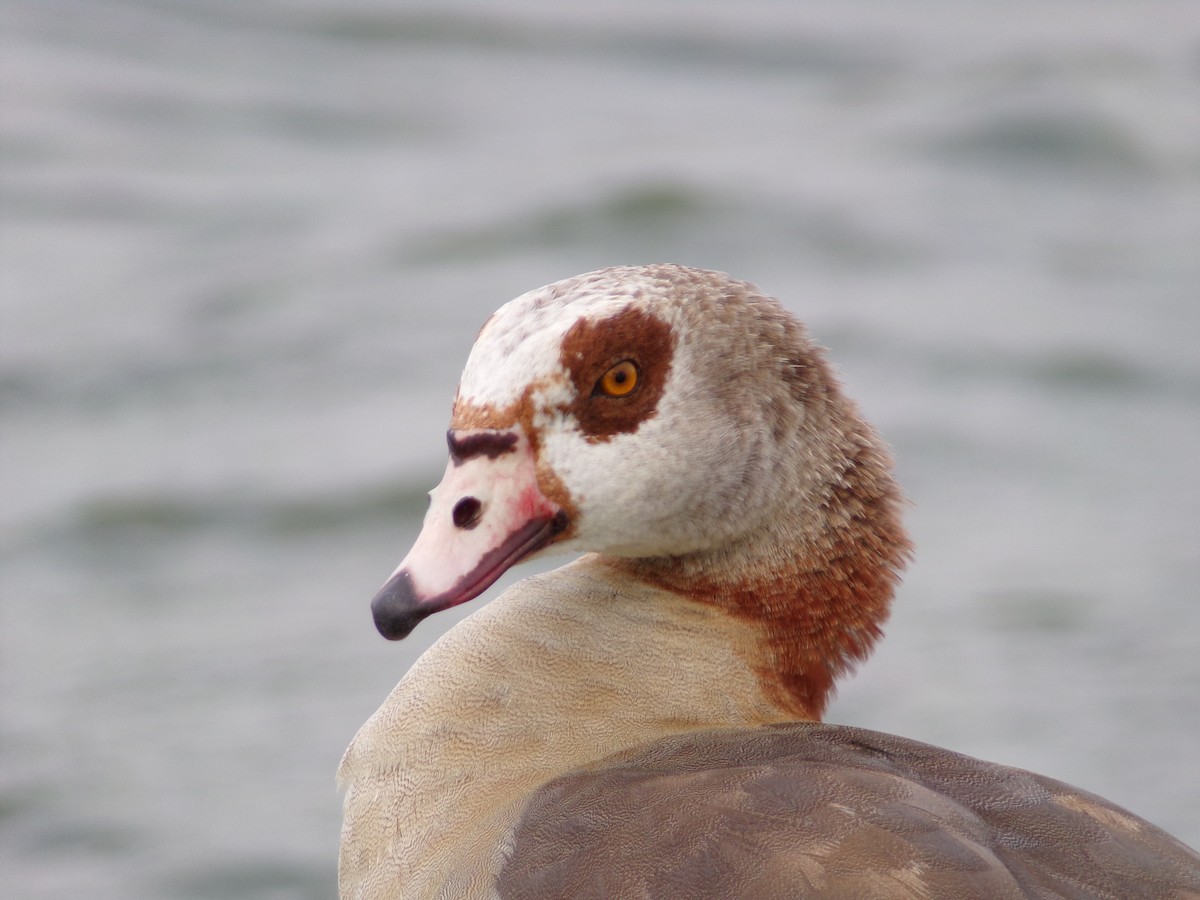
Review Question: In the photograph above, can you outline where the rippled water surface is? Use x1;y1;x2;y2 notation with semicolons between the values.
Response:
3;2;1199;896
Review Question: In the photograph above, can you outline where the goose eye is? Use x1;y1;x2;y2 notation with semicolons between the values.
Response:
596;360;639;397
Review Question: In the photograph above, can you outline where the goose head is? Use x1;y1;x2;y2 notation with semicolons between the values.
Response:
370;265;909;714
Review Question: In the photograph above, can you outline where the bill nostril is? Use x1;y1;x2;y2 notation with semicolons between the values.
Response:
452;496;482;530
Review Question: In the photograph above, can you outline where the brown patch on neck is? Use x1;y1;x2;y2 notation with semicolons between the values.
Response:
558;307;675;442
606;434;911;721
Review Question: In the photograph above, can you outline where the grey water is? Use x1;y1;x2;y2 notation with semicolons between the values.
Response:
2;1;1199;896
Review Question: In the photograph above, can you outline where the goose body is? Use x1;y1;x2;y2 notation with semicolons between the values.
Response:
338;265;1199;899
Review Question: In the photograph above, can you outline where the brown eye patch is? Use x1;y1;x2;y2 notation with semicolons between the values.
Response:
559;306;675;442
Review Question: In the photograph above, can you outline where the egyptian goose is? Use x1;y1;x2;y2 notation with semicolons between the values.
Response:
338;265;1200;899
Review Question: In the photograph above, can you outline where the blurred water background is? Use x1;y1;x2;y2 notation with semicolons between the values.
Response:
3;1;1199;897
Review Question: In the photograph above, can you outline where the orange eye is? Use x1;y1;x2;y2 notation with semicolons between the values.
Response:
597;360;638;397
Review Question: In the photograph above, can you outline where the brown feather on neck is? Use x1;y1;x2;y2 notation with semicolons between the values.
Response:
605;391;911;721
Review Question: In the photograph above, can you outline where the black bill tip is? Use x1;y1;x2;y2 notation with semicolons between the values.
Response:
369;570;430;641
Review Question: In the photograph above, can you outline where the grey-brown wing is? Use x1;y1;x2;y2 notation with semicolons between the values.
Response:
496;723;1200;900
